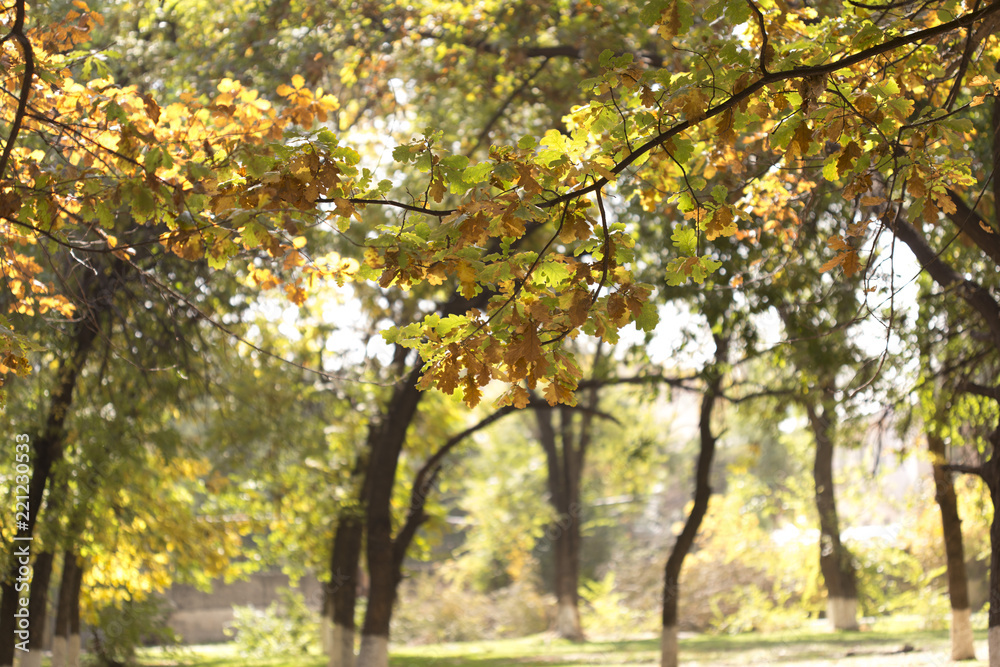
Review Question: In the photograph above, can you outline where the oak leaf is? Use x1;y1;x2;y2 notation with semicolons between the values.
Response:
704;205;737;240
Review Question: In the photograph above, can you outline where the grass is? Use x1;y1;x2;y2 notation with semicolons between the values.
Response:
134;624;992;667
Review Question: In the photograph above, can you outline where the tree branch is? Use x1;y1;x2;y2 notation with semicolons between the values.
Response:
0;0;35;182
888;211;1000;350
543;0;1000;210
575;373;699;392
392;394;617;568
345;3;1000;223
944;188;1000;266
956;380;1000;401
465;57;551;158
941;463;985;476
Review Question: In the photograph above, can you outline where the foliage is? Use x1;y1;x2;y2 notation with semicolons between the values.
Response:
87;594;177;667
579;573;651;639
224;588;318;658
6;0;998;409
391;571;550;645
683;476;823;633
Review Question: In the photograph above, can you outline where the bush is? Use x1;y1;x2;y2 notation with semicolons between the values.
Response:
87;595;177;667
224;587;317;658
392;571;550;644
580;572;654;638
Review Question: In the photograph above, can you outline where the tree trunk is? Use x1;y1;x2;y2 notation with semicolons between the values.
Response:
807;402;859;631
984;449;1000;667
661;333;728;667
68;557;82;667
0;320;97;667
535;406;585;641
357;366;424;667
53;551;80;667
325;513;364;667
21;550;54;667
928;432;976;660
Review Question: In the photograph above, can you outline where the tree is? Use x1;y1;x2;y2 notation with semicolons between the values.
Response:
7;0;1000;663
661;328;730;667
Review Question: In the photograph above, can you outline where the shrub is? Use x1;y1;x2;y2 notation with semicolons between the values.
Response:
87;595;177;667
391;571;550;644
224;587;317;658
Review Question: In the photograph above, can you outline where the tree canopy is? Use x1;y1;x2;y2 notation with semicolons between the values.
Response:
3;0;998;409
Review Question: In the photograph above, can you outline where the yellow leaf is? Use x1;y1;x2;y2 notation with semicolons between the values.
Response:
970;75;992;86
291;74;305;89
859;195;885;206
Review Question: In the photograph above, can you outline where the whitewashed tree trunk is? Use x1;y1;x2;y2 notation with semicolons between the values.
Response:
356;635;388;667
554;601;582;641
660;625;678;667
951;607;976;660
20;651;41;667
51;636;67;667
322;615;333;655
68;634;80;667
989;625;1000;667
329;624;355;667
827;597;858;631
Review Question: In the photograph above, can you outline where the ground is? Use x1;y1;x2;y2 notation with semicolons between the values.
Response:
133;624;990;667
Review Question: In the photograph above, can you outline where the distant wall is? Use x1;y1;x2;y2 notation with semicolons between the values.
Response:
166;572;323;644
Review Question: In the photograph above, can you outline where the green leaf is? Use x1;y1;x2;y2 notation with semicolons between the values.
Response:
635;300;659;332
691;257;722;283
244;153;273;179
440;155;469;170
723;0;751;25
518;135;538;150
105;100;128;124
240;219;268;248
822;155;840;181
537;261;571;286
704;0;726;21
131;183;156;215
493;162;518;183
671;226;697;256
463;162;493;184
392;144;414;163
144;147;165;172
639;1;668;27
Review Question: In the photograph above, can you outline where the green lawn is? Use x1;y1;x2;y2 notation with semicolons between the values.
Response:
135;626;991;667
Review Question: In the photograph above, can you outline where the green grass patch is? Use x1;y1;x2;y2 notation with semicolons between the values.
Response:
136;625;991;667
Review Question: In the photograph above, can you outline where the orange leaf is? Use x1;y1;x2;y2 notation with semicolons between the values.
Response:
705;206;737;240
842;250;861;277
819;252;846;273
